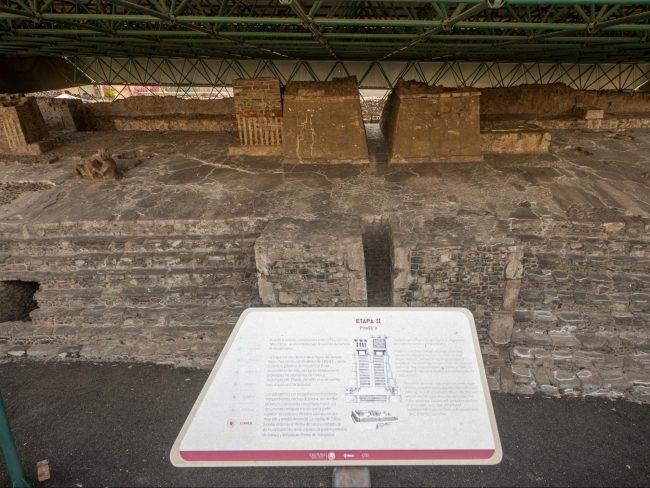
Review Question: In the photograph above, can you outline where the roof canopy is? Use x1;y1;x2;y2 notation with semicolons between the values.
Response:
1;1;650;62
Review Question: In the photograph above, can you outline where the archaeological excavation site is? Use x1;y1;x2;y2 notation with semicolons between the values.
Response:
1;1;650;409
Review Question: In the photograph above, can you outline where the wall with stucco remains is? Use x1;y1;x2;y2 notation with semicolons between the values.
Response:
381;81;482;163
1;212;649;402
0;219;264;367
282;77;368;164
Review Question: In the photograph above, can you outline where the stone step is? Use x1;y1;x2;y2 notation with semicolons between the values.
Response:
35;285;258;308
0;233;259;255
0;249;256;273
526;253;650;273
518;290;650;312
6;267;256;289
30;303;249;327
513;308;650;329
523;270;650;291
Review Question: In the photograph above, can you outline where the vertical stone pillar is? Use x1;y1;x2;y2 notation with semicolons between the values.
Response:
229;78;283;156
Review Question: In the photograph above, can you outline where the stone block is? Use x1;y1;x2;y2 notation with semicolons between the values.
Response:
549;330;581;348
0;95;56;154
574;106;605;120
551;370;580;388
254;217;367;306
282;76;368;164
512;365;533;384
489;311;514;344
502;280;521;311
36;97;86;131
381;80;482;163
481;130;551;154
6;345;26;357
26;344;60;357
505;246;525;280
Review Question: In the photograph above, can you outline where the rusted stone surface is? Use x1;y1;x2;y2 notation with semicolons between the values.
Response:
282;76;368;164
381;80;482;163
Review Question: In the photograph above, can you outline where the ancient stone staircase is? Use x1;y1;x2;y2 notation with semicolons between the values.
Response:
0;219;264;367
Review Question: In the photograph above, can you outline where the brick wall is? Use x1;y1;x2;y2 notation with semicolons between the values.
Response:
232;78;283;146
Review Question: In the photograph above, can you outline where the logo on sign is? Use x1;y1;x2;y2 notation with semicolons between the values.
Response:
327;452;336;461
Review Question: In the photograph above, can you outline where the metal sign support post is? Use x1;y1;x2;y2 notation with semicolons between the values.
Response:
0;392;34;488
333;467;371;488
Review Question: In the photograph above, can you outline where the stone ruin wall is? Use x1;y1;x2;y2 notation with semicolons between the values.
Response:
0;219;264;367
82;96;236;132
232;78;283;148
480;83;650;117
390;216;650;403
1;214;648;402
36;98;87;132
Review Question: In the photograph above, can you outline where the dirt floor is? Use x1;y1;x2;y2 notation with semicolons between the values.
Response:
0;361;649;487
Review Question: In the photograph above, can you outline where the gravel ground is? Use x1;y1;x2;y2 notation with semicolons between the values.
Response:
1;361;649;487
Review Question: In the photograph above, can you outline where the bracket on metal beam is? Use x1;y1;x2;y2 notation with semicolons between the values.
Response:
487;0;506;9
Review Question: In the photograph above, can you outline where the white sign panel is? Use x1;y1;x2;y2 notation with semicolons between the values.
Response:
171;308;502;466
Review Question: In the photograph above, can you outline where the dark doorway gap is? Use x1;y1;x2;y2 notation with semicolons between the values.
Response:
362;222;392;306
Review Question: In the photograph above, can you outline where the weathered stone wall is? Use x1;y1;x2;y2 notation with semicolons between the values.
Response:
255;218;367;306
390;214;650;403
381;80;482;163
0;219;264;367
282;76;368;164
0;95;56;154
391;216;511;338
481;83;650;117
36;98;87;132
84;96;236;132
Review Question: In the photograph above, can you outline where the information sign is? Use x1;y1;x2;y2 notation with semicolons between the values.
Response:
171;308;502;466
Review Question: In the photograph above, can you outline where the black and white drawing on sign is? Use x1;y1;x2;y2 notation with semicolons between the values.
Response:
351;409;399;429
345;335;401;403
